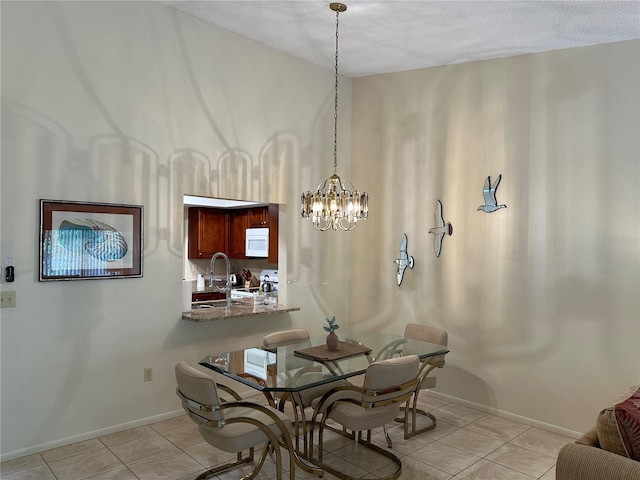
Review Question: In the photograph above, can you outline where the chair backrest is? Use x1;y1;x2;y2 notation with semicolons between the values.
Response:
404;323;448;365
362;355;419;407
263;329;313;380
175;361;224;425
263;328;310;348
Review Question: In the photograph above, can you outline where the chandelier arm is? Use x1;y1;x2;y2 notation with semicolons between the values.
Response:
315;177;329;192
314;219;333;231
342;177;358;191
337;218;355;231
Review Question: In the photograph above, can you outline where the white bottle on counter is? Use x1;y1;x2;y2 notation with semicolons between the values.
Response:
196;274;205;291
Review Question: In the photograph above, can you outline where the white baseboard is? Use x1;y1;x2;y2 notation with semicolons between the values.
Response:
2;391;583;462
1;409;185;462
429;391;583;439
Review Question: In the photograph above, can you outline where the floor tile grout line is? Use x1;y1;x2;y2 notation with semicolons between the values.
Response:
2;398;566;480
41;455;57;480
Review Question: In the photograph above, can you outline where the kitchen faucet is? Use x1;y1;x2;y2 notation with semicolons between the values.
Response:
209;252;231;309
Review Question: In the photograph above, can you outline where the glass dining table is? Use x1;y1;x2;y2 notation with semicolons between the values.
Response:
199;330;449;398
199;330;449;479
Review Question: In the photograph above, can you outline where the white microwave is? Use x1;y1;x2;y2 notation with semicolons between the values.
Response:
245;228;269;257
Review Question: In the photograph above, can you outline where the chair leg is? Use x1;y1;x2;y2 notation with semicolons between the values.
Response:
193;448;257;480
396;392;437;439
382;425;392;448
243;444;272;480
311;428;402;480
271;404;323;477
289;392;309;457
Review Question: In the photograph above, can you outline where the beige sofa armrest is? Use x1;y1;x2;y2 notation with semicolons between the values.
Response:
556;443;640;480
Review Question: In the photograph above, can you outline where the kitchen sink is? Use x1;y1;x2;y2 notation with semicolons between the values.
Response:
192;300;245;309
231;287;261;298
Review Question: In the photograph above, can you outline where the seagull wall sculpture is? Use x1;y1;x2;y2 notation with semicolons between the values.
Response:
428;200;453;257
394;233;414;286
478;174;507;213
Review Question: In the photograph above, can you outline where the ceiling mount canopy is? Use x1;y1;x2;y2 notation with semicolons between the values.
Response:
330;2;347;13
300;2;368;232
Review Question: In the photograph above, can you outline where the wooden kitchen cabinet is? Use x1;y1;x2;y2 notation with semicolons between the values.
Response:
247;207;268;227
188;205;278;262
266;204;278;263
188;208;229;259
229;209;249;258
228;204;279;262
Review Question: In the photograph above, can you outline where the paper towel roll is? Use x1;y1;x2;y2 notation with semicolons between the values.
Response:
182;280;193;312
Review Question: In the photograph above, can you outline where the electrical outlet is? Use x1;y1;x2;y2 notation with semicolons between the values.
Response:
144;367;153;382
1;291;16;308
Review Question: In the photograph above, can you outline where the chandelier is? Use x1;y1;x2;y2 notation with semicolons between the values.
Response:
301;2;368;231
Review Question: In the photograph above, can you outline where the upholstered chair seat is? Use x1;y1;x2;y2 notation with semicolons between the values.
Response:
175;361;300;480
309;355;419;480
195;404;291;453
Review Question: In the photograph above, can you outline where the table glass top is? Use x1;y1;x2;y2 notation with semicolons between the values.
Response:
200;331;449;393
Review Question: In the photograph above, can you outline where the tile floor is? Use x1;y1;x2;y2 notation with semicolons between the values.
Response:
1;394;572;480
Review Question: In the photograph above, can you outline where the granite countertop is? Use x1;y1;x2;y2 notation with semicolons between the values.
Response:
182;297;300;322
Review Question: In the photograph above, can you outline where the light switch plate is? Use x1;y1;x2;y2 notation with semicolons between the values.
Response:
1;291;16;308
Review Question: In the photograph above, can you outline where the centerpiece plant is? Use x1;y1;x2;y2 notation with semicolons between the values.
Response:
324;316;340;351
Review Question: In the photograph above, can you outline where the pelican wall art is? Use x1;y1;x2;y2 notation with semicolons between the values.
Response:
477;174;507;213
394;233;414;286
428;200;453;257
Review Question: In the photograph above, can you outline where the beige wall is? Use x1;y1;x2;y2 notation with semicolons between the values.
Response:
1;0;638;460
0;1;352;458
349;40;640;434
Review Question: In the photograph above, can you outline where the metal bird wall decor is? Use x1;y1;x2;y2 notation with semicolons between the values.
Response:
394;233;414;286
477;174;507;213
428;200;453;257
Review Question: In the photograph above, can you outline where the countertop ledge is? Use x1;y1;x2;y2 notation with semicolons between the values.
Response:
182;299;299;322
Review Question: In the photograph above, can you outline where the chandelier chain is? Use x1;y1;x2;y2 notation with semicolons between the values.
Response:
333;7;340;175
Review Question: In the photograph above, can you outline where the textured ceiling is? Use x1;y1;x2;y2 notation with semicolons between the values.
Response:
164;0;640;77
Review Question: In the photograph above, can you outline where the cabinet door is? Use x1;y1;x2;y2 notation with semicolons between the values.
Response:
267;204;279;263
229;209;248;259
188;208;229;259
247;207;268;227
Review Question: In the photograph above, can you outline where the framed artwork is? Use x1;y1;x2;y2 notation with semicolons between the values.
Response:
39;200;143;281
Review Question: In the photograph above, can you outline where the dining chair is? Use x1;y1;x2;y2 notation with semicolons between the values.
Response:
175;361;299;480
263;328;310;349
263;328;334;409
309;355;419;480
400;323;448;438
263;328;350;455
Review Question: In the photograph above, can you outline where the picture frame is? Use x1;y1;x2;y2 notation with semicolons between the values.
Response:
39;199;143;281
